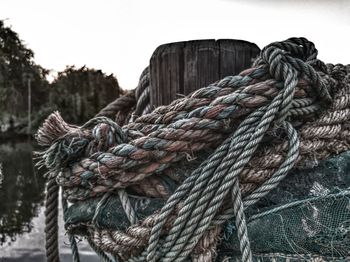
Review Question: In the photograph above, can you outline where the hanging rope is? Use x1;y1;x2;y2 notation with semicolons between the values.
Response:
45;177;60;262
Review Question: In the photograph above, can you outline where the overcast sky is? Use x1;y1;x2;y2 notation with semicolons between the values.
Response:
1;0;349;89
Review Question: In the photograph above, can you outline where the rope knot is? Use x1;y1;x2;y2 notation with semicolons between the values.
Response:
36;112;127;172
85;117;128;152
257;37;332;108
38;37;350;262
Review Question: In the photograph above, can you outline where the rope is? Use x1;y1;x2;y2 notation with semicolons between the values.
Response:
96;67;151;124
96;90;136;126
44;77;317;198
87;237;116;262
36;37;350;262
45;177;60;262
145;38;319;262
42;111;138;261
45;176;81;262
118;189;139;225
62;195;81;262
231;179;252;262
133;67;151;118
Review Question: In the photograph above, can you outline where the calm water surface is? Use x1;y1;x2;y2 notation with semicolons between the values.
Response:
0;140;98;261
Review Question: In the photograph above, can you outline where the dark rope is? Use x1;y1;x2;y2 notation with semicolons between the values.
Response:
62;195;80;262
45;177;60;262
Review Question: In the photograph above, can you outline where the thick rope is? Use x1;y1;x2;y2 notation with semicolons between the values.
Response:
42;112;139;261
45;176;81;262
231;179;252;262
145;39;321;262
45;177;60;262
41;78;318;201
96;90;136;126
133;67;151;119
37;37;350;262
44;70;349;260
87;237;116;262
62;195;81;262
118;189;139;225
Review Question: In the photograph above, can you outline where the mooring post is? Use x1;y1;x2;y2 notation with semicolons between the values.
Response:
149;39;260;108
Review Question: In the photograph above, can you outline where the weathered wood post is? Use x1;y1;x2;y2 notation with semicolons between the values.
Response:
149;39;260;108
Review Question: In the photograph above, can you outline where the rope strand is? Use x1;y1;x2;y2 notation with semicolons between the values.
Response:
37;38;350;262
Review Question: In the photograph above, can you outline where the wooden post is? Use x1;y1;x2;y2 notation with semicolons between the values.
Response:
149;39;260;108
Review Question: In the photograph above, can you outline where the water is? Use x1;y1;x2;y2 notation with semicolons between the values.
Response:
0;140;98;261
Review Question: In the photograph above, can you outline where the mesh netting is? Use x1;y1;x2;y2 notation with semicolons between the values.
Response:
64;150;350;261
219;150;350;261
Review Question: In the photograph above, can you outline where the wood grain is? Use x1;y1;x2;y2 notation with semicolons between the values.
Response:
150;39;260;108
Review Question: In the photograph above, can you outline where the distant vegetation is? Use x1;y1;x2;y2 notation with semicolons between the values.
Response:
0;20;121;136
49;66;121;124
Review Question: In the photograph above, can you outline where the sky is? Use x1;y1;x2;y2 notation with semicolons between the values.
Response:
0;0;349;89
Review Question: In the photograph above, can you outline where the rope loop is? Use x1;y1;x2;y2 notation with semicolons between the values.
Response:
37;116;127;172
258;38;332;105
36;37;350;262
144;38;322;262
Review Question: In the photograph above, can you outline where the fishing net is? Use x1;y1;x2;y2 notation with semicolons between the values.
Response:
63;150;350;261
37;37;350;262
219;150;350;261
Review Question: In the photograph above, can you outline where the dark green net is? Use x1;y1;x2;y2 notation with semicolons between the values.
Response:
219;150;350;261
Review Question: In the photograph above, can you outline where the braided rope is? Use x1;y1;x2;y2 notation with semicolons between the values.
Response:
231;179;252;262
45;178;60;262
96;90;136;126
37;37;350;262
145;38;318;262
47;78;316;201
133;67;151;119
118;189;139;225
87;237;116;262
43;110;139;261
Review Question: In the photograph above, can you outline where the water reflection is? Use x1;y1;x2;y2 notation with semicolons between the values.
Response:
0;141;46;246
0;140;98;261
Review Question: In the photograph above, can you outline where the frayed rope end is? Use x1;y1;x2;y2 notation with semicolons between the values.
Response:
36;111;78;146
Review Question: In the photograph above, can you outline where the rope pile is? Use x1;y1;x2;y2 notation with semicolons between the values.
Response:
36;38;350;262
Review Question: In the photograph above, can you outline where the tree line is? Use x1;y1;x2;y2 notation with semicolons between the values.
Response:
0;20;121;136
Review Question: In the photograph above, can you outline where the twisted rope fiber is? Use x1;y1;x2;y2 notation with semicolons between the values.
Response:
56;94;344;260
62;195;81;262
48;40;318;260
78;67;350;260
42;114;141;261
95;66;151;124
87;237;116;262
133;67;151;118
46;51;344;260
96;90;136;126
48;77;317;201
45;178;60;262
116;46;346;258
145;44;307;262
45;176;82;262
41;67;154;262
36;38;350;261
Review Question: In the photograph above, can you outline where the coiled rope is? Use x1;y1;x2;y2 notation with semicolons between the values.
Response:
37;38;350;262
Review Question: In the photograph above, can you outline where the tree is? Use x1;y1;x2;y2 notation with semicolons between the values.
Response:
49;66;121;124
0;21;122;134
0;20;49;133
